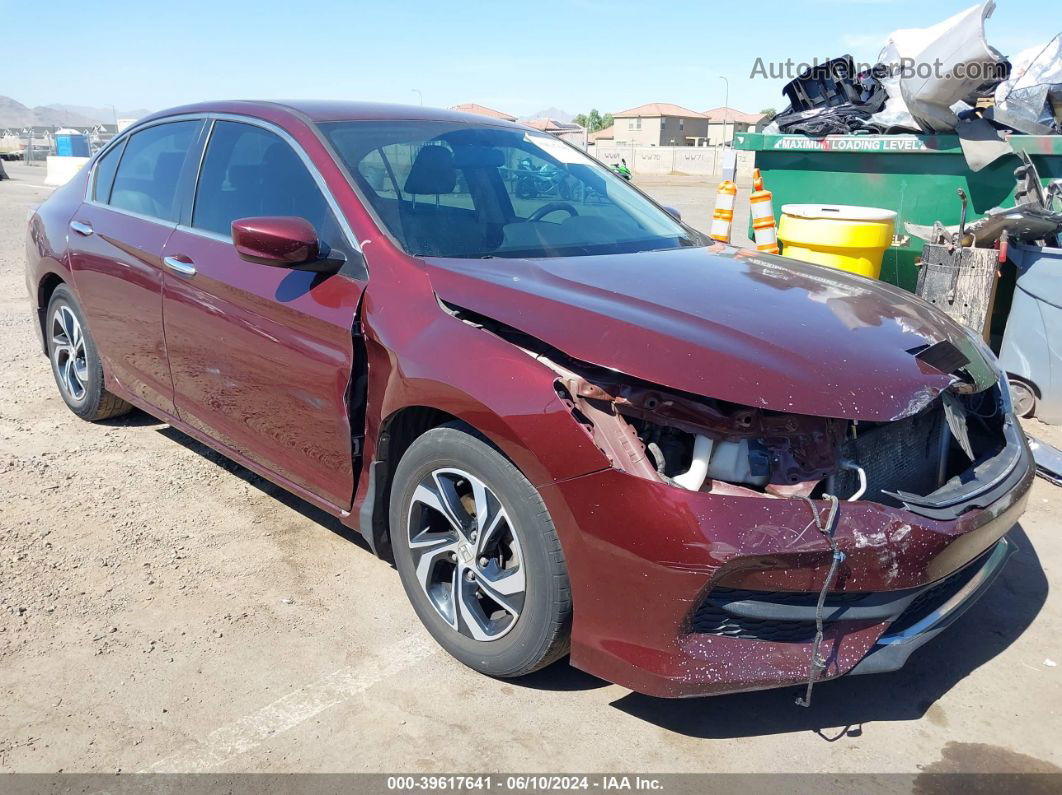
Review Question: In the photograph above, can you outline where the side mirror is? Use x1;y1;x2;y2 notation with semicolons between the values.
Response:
232;216;328;270
663;206;682;221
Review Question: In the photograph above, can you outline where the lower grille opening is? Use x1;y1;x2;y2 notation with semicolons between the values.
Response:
689;605;820;643
690;544;998;644
689;589;870;643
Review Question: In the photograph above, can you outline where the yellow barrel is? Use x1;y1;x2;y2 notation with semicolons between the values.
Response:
777;204;897;279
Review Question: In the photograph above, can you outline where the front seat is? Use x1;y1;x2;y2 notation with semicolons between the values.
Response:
400;146;483;256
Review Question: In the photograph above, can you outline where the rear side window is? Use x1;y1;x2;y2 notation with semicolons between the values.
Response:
92;139;125;203
192;121;337;242
110;121;199;222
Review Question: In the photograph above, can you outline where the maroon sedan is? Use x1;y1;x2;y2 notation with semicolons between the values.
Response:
25;101;1033;699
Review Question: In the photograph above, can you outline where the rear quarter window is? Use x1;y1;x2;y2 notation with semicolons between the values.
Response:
92;139;125;203
109;121;199;222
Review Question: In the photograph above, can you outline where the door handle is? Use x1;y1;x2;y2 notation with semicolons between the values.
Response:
162;255;197;277
69;220;93;236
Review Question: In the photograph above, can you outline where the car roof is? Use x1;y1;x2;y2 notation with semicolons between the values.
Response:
138;100;526;129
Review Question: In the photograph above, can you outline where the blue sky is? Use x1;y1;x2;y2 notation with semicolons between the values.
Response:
9;0;1055;118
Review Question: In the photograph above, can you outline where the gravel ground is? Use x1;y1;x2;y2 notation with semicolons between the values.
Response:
1;162;1060;777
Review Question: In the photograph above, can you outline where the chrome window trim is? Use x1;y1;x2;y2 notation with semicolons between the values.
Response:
188;118;216;228
173;224;231;245
83;111;363;258
81;199;179;231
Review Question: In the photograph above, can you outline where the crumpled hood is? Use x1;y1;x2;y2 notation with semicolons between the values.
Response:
423;245;996;421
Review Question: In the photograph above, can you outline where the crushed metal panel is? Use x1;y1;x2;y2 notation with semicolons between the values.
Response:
899;1;1007;133
1028;435;1062;486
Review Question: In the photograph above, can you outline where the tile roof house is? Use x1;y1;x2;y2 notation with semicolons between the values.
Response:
701;107;767;145
611;103;708;146
523;117;586;145
702;106;767;125
588;125;614;142
449;103;517;121
524;117;582;133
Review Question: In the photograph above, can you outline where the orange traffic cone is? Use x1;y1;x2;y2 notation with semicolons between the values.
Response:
749;168;779;254
710;180;737;243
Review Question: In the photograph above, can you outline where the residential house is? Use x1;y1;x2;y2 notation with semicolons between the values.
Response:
702;107;766;145
611;103;708;147
449;103;517;121
524;117;585;145
588;125;614;143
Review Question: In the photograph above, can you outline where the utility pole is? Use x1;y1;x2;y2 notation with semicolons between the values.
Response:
719;76;729;147
411;89;423;106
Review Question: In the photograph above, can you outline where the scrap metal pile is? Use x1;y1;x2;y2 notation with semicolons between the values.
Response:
767;1;1062;140
905;153;1062;250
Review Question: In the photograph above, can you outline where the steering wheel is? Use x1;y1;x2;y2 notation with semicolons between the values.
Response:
528;202;579;222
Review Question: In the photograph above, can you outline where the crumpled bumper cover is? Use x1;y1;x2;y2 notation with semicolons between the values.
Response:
848;534;1016;676
539;435;1034;698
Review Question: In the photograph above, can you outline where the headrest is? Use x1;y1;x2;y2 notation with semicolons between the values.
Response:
262;142;301;177
227;164;258;191
154;151;184;184
404;146;456;195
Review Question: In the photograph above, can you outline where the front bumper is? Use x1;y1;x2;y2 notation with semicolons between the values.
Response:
849;535;1016;676
539;431;1034;698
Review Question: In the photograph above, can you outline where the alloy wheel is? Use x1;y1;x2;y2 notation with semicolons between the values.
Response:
51;305;88;402
1008;379;1037;418
406;467;525;641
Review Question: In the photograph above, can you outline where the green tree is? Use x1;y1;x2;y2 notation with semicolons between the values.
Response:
759;107;777;118
573;109;613;132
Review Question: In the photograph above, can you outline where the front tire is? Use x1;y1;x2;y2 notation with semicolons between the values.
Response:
390;423;571;677
46;285;131;421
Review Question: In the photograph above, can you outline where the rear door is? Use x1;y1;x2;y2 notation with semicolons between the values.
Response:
161;118;366;510
67;119;203;414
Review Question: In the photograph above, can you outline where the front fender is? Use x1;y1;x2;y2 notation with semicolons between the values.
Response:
346;258;611;554
368;300;608;488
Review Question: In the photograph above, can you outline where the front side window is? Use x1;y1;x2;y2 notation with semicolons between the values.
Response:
322;120;703;259
192;121;339;243
109;121;199;221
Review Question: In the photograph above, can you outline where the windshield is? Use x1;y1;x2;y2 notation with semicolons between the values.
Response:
319;120;706;259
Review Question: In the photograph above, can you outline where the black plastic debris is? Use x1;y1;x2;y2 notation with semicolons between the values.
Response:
772;57;889;136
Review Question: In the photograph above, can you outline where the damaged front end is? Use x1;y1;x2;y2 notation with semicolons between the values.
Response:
547;334;1025;525
443;298;1034;698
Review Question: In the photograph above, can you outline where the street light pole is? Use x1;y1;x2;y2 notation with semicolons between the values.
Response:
719;76;729;147
411;89;423;106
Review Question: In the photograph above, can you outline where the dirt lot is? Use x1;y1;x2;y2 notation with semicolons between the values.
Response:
2;162;1061;777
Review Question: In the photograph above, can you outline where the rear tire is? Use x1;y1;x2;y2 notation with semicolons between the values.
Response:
46;285;132;422
390;422;571;677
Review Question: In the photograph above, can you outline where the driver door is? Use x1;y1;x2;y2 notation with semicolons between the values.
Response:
161;119;365;510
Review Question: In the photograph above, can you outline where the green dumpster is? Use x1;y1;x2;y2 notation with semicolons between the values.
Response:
734;132;1062;292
